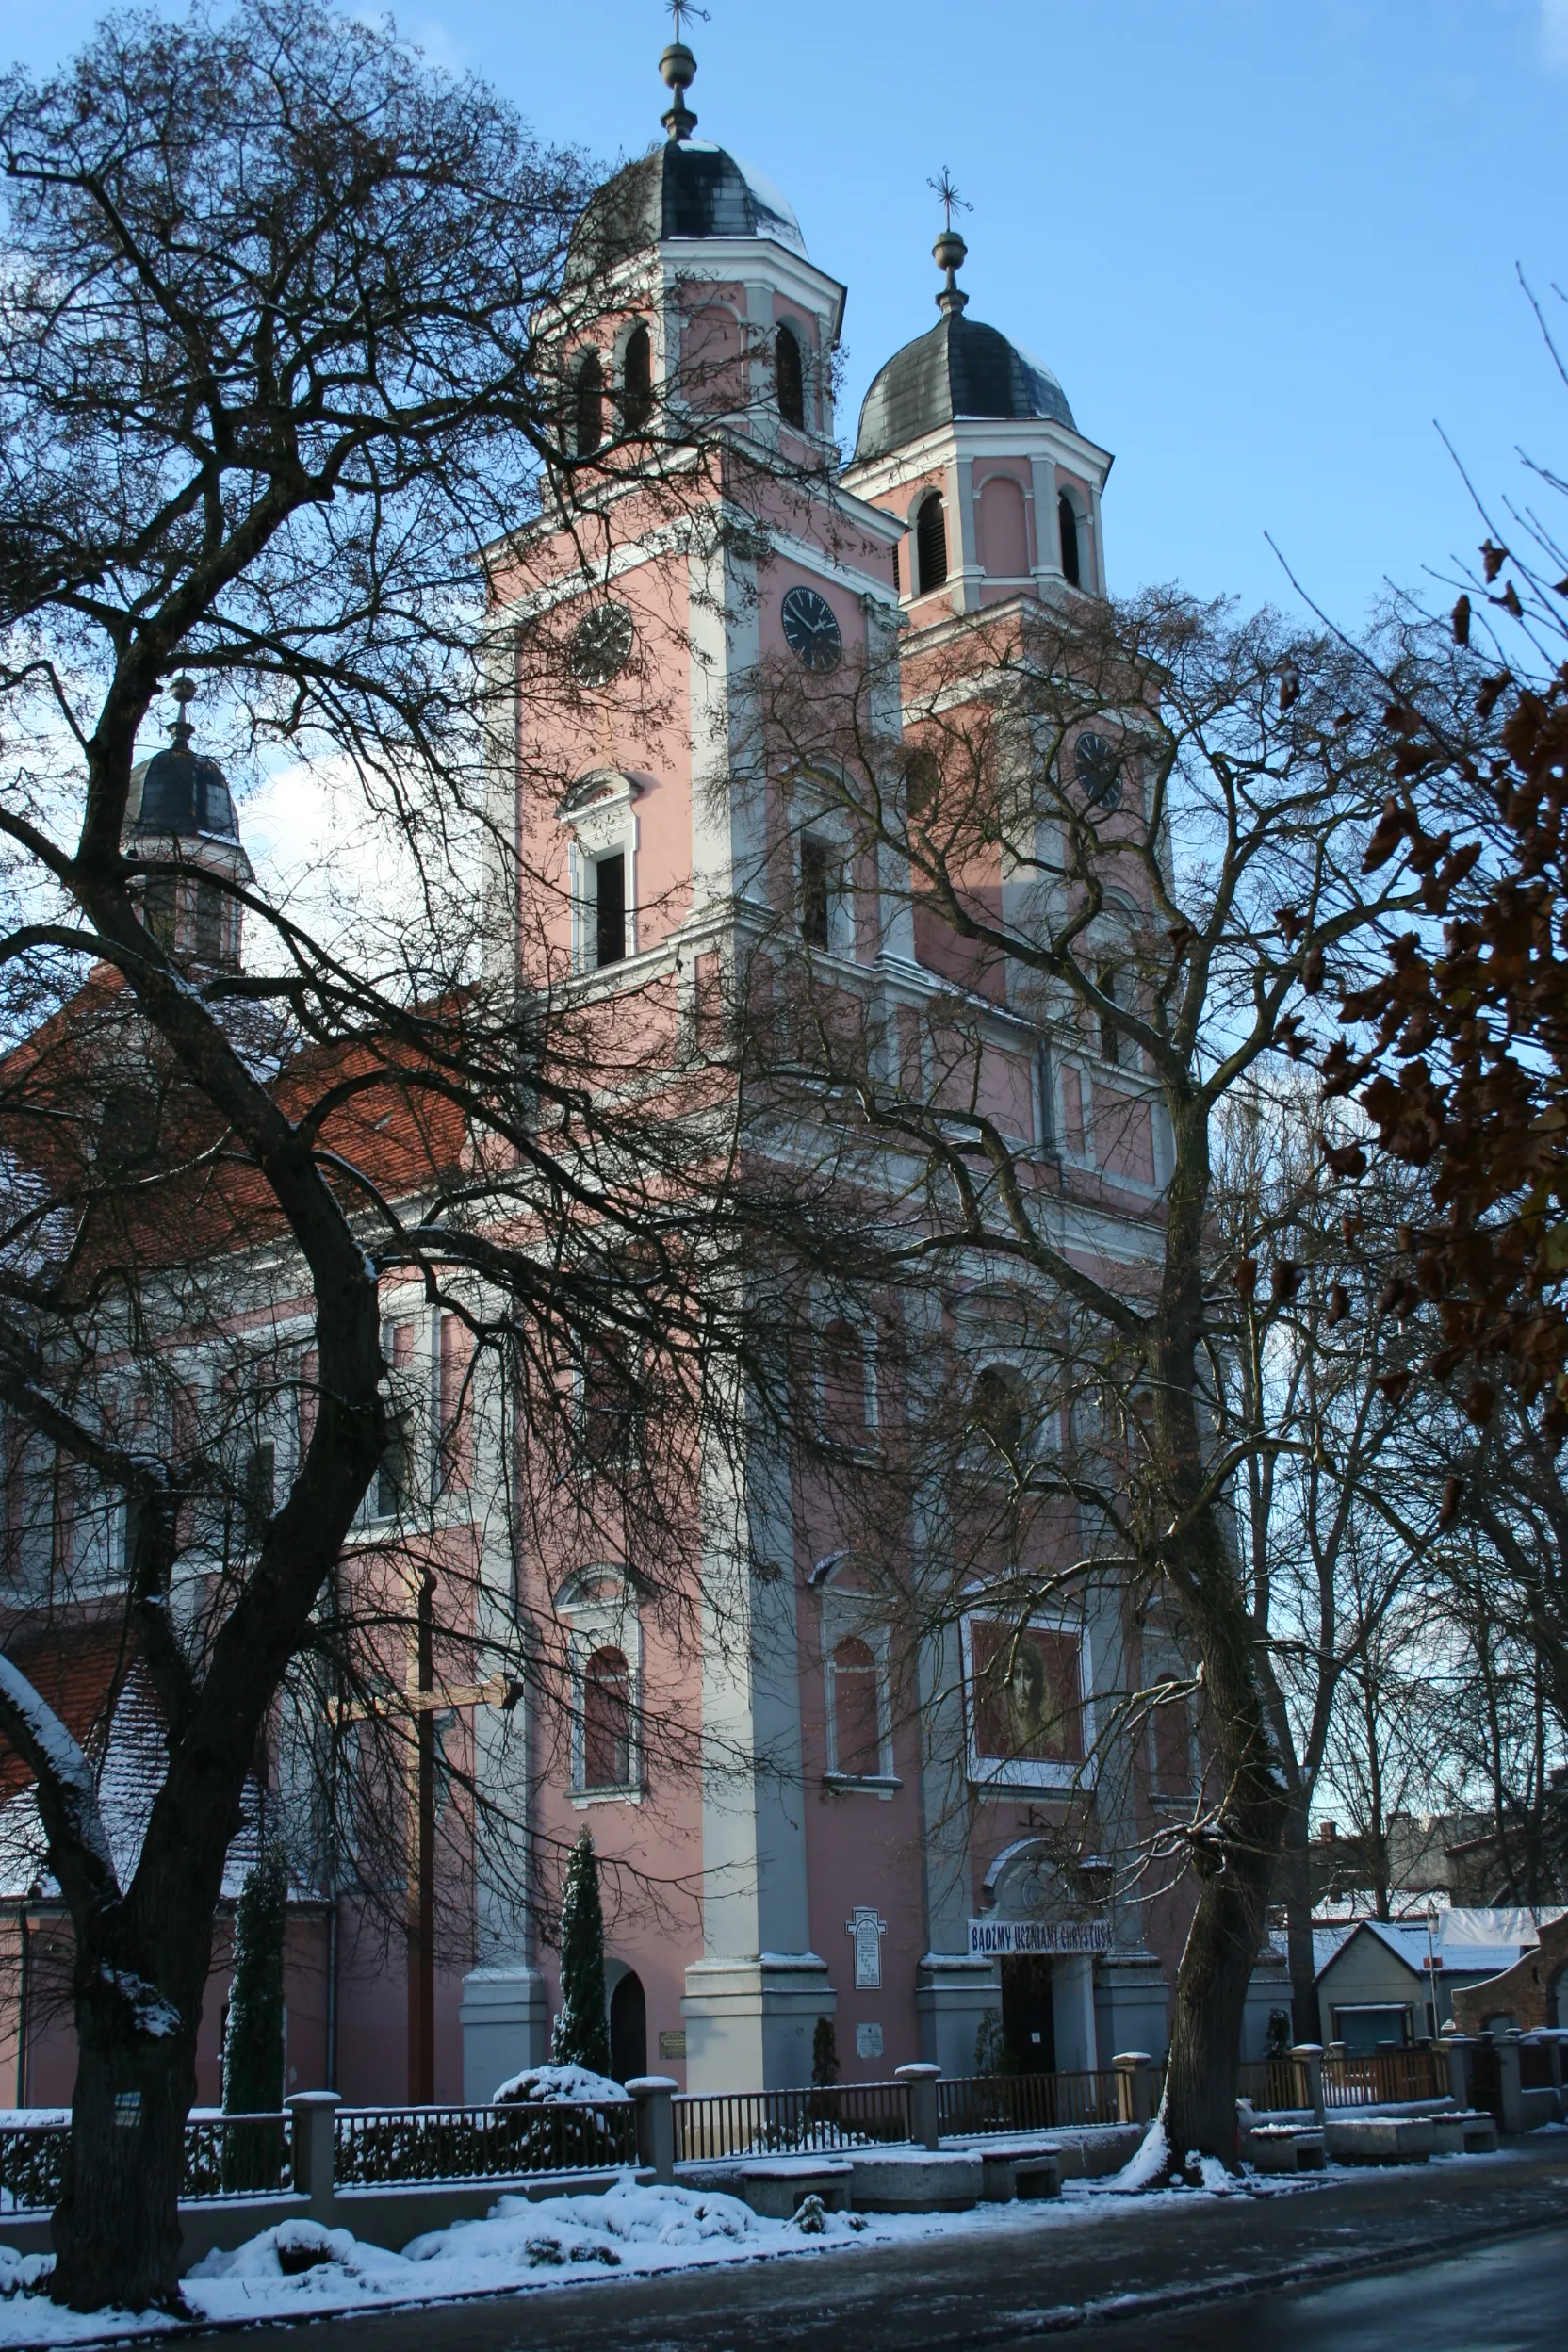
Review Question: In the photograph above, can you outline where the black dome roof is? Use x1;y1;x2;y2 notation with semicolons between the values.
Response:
853;313;1075;466
571;139;807;271
126;743;239;841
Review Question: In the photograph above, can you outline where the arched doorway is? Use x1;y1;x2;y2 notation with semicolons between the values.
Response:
609;1968;646;2084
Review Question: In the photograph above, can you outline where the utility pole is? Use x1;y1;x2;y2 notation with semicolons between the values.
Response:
407;1567;437;2102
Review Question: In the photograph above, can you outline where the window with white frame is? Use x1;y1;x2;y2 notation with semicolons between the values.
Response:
557;1567;642;1799
825;1634;890;1780
817;1561;895;1788
1143;1647;1197;1800
963;1609;1090;1788
819;1318;875;1453
558;770;640;974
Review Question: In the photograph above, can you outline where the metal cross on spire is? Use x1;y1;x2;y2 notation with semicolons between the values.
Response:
661;0;706;139
927;169;972;315
926;168;972;234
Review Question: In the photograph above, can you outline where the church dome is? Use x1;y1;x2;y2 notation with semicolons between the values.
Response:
853;311;1075;467
575;139;807;265
124;679;241;842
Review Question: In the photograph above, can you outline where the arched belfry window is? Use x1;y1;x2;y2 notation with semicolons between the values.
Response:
575;351;604;456
775;321;806;430
582;1644;631;1788
621;325;652;433
915;492;948;595
1058;492;1081;588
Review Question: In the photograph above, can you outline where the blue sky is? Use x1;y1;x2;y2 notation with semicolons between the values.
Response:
7;0;1566;632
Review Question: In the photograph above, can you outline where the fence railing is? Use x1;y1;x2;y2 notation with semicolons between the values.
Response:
0;2114;293;2214
334;2099;637;2186
0;2124;65;2214
1237;2058;1302;2112
673;2080;911;2163
1322;2048;1443;2108
936;2067;1121;2137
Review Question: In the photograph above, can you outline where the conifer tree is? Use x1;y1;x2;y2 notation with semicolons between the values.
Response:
550;1831;610;2075
222;1844;288;2114
811;2015;840;2087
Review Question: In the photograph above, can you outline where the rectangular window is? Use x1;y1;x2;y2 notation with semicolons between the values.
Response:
193;877;225;963
438;1314;475;1494
142;872;178;947
968;1618;1084;1780
298;1348;319;1456
800;838;832;948
827;1633;886;1779
1097;965;1123;1065
1151;1689;1193;1797
595;852;626;969
242;1441;275;1535
375;1410;411;1520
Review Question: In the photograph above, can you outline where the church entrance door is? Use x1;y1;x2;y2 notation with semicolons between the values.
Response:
1001;1954;1055;2073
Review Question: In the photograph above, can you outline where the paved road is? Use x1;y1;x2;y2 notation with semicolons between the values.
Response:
196;2142;1568;2351
1080;2224;1568;2349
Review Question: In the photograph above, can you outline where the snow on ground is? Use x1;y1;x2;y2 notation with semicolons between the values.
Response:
0;2156;1466;2347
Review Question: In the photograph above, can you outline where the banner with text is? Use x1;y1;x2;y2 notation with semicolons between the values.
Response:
968;1918;1113;1957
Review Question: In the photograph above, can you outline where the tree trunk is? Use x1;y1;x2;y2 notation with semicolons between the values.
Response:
1155;1472;1289;2165
51;1969;200;2312
1279;1783;1317;2042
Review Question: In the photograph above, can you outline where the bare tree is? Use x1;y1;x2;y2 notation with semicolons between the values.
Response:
0;0;825;2308
730;585;1422;2164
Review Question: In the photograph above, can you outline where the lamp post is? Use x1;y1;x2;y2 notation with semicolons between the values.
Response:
1424;1898;1440;2042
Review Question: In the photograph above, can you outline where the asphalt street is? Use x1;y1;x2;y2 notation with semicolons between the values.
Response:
1078;2223;1568;2349
189;2139;1568;2352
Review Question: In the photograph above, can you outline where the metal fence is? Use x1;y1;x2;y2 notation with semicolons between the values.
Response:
935;2067;1121;2137
1322;2048;1443;2108
0;2124;66;2214
674;2080;911;2163
334;2099;637;2186
0;2113;293;2214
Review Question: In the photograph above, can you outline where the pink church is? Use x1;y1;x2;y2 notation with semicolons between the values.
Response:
453;36;1212;2108
3;35;1297;2115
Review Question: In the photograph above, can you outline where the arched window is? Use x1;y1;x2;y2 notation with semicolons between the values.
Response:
775;321;806;430
582;1644;631;1788
821;1320;869;1448
575;351;604;456
915;492;948;594
1058;491;1081;588
831;1635;882;1778
621;324;652;433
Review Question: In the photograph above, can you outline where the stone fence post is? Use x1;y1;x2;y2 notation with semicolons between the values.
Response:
1113;2052;1153;2126
286;2091;341;2223
1437;2034;1474;2111
1527;2032;1563;2099
1290;2044;1326;2124
626;2076;677;2184
1494;2032;1525;2133
895;2061;942;2150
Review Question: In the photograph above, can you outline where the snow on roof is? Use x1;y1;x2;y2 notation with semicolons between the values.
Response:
1311;1906;1568;1981
0;1648;270;1903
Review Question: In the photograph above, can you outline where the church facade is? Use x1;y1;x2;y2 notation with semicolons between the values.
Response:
0;38;1298;2115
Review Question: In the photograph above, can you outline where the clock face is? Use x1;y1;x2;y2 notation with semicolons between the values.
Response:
568;601;635;688
780;584;842;673
1074;730;1122;809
